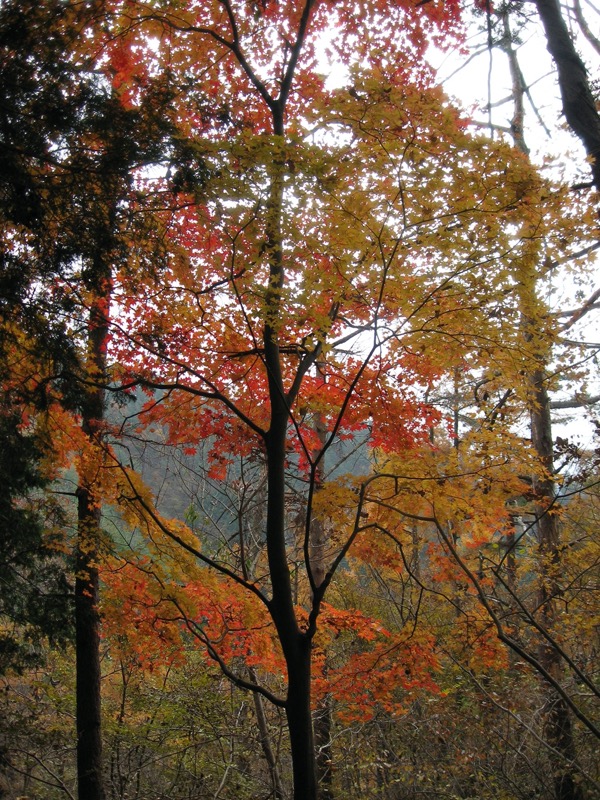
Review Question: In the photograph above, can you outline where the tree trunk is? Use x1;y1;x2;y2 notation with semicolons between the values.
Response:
76;262;110;800
501;15;586;794
250;667;286;800
75;490;105;800
265;412;319;800
530;369;585;800
314;691;333;800
534;0;600;191
262;105;320;799
286;638;318;800
310;408;334;800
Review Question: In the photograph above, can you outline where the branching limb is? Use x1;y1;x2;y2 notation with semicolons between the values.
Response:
110;451;271;609
168;595;286;708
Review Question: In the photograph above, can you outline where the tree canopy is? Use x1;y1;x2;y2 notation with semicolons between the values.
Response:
0;1;598;799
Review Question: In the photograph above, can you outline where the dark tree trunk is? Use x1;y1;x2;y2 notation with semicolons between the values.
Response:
75;491;105;800
75;259;111;800
265;425;319;799
534;0;600;191
286;638;318;800
262;97;320;799
264;409;319;800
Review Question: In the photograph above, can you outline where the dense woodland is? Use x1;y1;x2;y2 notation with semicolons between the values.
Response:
1;1;599;798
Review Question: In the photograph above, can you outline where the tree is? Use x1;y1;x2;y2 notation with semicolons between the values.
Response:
84;3;598;798
441;5;600;796
1;3;176;796
0;0;89;676
0;397;72;675
533;0;600;192
59;91;173;800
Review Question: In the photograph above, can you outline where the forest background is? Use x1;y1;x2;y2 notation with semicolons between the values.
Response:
1;0;599;799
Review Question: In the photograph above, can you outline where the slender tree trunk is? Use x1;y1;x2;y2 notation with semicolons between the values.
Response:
265;410;319;800
250;667;286;800
310;408;334;800
75;490;104;800
76;260;110;800
314;691;333;800
261;98;321;797
500;15;586;795
530;370;585;800
265;432;318;800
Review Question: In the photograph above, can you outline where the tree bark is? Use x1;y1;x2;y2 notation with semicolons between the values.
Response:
499;14;587;793
76;259;110;800
530;369;585;800
75;489;105;800
265;409;319;800
285;638;318;800
534;0;600;191
314;691;333;800
263;129;319;798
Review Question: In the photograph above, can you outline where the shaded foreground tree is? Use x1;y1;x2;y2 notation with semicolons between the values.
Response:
59;102;172;800
0;0;91;676
0;401;72;675
0;2;175;796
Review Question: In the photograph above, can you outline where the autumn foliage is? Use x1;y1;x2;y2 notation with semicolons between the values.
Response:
1;0;599;798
